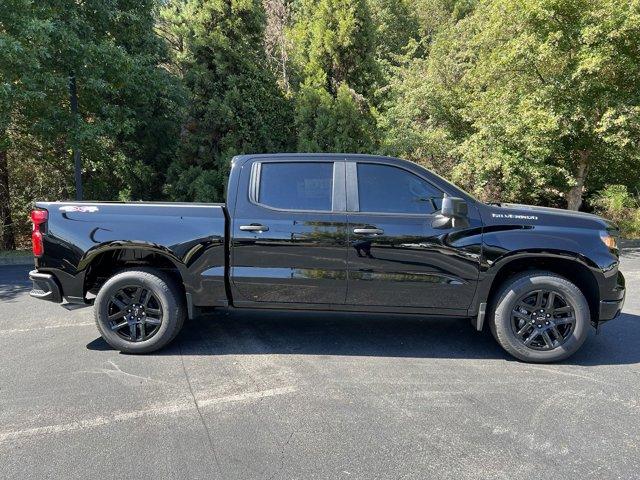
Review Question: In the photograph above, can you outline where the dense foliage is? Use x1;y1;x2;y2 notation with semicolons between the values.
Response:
0;0;184;248
2;0;640;247
160;0;294;202
382;0;640;212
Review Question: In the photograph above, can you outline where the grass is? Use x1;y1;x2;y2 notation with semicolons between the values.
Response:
593;185;640;239
0;250;31;258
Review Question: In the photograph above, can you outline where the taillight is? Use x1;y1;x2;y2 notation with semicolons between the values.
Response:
31;209;48;257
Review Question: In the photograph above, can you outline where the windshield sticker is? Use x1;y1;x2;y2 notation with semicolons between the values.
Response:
492;213;538;220
59;206;99;213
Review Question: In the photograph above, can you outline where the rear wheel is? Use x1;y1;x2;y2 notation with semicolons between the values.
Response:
489;271;590;363
94;268;186;353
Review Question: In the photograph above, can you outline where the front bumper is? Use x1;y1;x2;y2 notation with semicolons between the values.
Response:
29;270;62;303
598;271;625;322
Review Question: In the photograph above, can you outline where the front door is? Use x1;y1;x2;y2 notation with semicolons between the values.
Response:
230;158;348;306
346;161;481;312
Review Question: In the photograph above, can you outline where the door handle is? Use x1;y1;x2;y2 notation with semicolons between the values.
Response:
239;224;269;232
353;227;384;235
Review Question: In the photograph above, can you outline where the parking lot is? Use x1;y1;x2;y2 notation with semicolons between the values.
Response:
0;252;639;479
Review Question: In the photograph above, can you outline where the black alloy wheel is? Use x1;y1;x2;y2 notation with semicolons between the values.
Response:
94;268;186;354
489;271;590;363
107;285;164;342
510;289;575;350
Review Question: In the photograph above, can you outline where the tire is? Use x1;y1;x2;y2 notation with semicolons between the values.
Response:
489;271;590;363
94;268;186;354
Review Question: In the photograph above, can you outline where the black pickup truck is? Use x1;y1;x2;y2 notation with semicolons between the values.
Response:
28;154;625;362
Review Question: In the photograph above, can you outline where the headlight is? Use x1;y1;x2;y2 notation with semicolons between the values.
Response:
600;231;618;250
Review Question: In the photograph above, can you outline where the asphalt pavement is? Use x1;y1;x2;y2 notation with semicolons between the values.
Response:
0;252;639;479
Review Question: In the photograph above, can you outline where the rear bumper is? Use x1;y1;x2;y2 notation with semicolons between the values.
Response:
598;271;625;322
29;270;62;303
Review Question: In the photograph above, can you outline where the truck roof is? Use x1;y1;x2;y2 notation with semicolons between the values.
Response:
233;153;403;162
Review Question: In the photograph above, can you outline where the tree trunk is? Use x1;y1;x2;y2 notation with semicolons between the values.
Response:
566;150;589;211
0;149;16;250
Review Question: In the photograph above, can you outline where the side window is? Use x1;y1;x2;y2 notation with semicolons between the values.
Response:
357;163;442;214
258;162;333;211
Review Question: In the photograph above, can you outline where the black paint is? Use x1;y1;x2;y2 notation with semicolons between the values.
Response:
30;154;625;325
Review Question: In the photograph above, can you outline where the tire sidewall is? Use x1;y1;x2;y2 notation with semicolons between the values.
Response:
94;269;182;353
492;273;590;363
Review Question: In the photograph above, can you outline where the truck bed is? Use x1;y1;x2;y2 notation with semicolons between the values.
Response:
33;201;228;307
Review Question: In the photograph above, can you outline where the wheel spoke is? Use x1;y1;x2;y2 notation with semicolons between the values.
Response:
120;290;135;305
139;319;146;340
513;311;530;322
553;316;575;326
554;306;572;314
541;331;555;349
517;302;532;312
516;323;532;336
108;310;126;322
146;308;161;316
112;297;128;310
546;291;556;310
524;331;540;346
534;291;544;309
128;322;137;341
133;287;143;304
143;291;152;307
144;316;161;326
111;321;128;331
550;324;563;341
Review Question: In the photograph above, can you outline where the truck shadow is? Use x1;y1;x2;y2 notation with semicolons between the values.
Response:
88;309;640;366
0;284;31;301
0;265;32;302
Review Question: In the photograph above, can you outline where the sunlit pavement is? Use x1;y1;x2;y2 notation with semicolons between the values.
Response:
0;252;638;479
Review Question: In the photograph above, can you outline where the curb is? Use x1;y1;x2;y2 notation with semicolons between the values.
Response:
0;255;33;267
620;239;640;250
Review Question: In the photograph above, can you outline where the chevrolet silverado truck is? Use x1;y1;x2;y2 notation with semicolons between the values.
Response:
28;154;625;362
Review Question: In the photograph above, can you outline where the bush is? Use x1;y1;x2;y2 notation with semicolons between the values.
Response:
592;185;640;239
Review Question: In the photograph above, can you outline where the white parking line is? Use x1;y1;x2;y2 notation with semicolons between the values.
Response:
0;322;95;334
197;386;297;407
0;386;297;443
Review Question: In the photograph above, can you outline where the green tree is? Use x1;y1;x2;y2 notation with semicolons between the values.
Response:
0;0;185;247
290;0;380;152
459;0;640;209
162;0;295;202
378;0;474;174
368;0;420;70
383;0;640;210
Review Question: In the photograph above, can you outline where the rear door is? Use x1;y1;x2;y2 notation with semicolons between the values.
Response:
230;157;348;306
345;161;481;312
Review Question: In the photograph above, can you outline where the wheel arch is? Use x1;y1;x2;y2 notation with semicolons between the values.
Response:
477;253;600;327
82;246;187;300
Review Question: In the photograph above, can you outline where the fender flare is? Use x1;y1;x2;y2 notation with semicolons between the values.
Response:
79;242;189;293
469;249;601;330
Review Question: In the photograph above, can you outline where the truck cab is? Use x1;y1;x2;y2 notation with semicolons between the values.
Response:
228;154;482;315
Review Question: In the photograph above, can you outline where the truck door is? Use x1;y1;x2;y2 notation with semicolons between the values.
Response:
345;161;481;313
230;158;348;306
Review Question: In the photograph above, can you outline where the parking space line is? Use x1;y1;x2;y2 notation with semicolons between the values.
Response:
0;322;94;334
197;386;297;407
0;386;297;443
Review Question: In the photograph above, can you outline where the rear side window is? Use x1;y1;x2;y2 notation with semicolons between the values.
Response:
258;162;333;211
357;163;442;214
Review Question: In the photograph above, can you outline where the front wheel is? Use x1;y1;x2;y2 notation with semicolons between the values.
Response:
94;268;186;354
490;271;590;363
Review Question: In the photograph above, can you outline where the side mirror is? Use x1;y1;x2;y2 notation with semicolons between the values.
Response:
441;196;468;218
433;196;468;229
